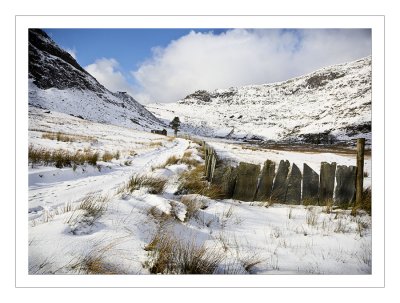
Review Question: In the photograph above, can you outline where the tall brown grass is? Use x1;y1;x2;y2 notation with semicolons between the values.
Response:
145;231;224;274
41;131;96;143
29;145;99;168
126;174;167;194
351;187;372;216
177;165;224;199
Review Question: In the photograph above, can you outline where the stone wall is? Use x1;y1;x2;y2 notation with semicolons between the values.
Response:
202;143;357;207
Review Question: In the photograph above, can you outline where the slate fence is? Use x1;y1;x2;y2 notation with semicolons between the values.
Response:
203;142;359;207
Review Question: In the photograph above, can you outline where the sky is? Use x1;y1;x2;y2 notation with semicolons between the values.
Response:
44;28;372;104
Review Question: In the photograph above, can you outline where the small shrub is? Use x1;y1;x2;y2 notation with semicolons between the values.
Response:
152;155;180;170
177;165;224;199
114;151;120;160
164;155;180;166
53;149;71;168
180;196;204;221
221;205;235;228
180;156;200;167
87;152;99;166
127;174;167;194
334;217;348;233
355;217;369;237
302;197;319;206
102;151;113;162
78;194;108;223
323;199;333;214
351;187;372;216
149;141;163;147
362;187;372;214
306;207;319;226
177;165;205;193
145;231;224;274
147;206;171;223
240;253;264;274
70;242;121;274
183;150;193;158
66;194;109;232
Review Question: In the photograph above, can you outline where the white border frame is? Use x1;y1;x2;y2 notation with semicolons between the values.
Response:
16;15;385;288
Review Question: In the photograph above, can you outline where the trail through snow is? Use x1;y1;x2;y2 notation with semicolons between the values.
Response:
29;138;189;220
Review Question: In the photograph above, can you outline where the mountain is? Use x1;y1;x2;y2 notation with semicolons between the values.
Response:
146;56;371;145
28;29;162;130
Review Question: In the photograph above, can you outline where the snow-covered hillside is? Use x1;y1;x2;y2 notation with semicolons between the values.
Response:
147;56;371;144
29;29;163;131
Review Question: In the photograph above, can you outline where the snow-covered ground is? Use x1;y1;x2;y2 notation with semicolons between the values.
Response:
28;107;371;275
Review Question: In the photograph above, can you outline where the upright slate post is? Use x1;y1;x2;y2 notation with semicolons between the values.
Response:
232;162;261;202
335;165;357;208
356;138;365;207
285;163;302;204
255;160;275;201
302;163;319;204
319;162;336;205
212;164;237;198
271;160;290;203
209;152;217;182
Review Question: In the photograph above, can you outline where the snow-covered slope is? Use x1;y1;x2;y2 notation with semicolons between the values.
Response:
147;57;371;144
28;29;162;130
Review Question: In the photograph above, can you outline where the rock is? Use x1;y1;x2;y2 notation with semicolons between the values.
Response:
233;162;260;202
285;163;302;204
255;160;275;201
334;165;357;208
271;160;290;202
302;163;319;204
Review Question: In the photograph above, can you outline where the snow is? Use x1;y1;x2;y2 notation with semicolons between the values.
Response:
28;108;371;275
29;79;163;131
146;56;371;143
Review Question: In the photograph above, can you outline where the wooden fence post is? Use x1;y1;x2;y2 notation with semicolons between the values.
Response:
356;138;365;206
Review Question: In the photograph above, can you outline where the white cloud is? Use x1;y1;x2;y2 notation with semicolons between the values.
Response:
65;47;77;60
84;58;136;95
131;29;371;103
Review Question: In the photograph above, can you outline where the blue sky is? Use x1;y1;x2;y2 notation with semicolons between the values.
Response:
43;28;371;104
44;28;228;85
